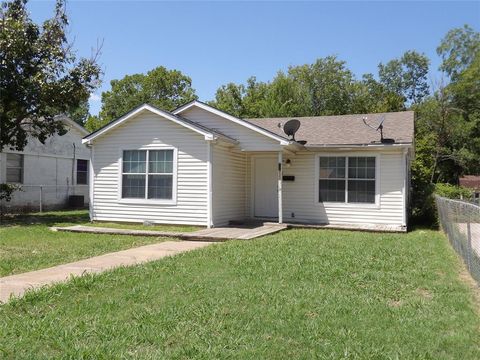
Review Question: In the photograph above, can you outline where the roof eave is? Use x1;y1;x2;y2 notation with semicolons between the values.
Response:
304;142;413;149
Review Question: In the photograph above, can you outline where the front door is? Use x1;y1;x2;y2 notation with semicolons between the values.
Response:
253;156;278;218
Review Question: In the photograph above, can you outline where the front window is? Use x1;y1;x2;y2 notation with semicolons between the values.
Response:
6;153;23;184
122;149;174;200
319;156;376;204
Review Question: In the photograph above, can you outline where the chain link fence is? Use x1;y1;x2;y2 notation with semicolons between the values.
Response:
0;184;89;214
435;195;480;284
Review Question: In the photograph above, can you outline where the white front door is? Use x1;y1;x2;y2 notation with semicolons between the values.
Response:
253;157;278;218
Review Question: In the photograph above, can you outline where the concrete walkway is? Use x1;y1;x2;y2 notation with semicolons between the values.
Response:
0;240;213;303
52;223;288;241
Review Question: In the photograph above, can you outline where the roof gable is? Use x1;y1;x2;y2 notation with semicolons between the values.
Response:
173;100;290;145
82;104;220;144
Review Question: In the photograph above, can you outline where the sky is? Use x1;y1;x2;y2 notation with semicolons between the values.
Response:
28;1;480;116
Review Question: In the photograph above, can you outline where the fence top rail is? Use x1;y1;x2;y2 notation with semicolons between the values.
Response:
435;194;480;211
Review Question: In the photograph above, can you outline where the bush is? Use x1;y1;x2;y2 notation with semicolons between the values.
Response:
0;183;21;202
434;183;473;200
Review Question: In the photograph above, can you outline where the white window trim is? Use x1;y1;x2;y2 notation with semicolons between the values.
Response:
117;147;178;205
314;153;380;209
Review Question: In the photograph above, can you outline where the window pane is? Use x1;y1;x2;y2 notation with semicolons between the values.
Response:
348;180;375;203
77;159;88;172
122;175;145;198
357;167;366;178
6;153;22;167
77;172;88;185
319;157;346;179
149;150;173;174
6;168;22;183
319;179;345;202
123;150;146;173
348;167;356;178
148;175;172;199
366;168;375;179
348;156;375;180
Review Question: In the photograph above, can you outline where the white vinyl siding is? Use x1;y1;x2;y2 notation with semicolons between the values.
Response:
247;150;406;230
211;143;246;226
180;107;282;151
91;112;209;226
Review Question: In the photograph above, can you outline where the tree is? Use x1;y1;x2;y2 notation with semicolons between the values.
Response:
378;50;430;104
209;82;246;118
67;100;90;126
0;0;101;151
288;56;356;116
350;73;405;114
212;56;364;119
84;114;103;133
97;66;197;127
437;24;480;81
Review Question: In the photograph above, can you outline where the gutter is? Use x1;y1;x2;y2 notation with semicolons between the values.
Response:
304;143;413;151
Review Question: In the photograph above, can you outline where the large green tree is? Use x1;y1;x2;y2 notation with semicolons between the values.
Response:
97;66;197;127
437;24;480;81
378;50;430;105
211;56;409;119
410;25;479;223
0;0;101;150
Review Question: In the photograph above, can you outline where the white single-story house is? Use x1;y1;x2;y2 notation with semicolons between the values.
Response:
0;117;90;212
82;101;414;231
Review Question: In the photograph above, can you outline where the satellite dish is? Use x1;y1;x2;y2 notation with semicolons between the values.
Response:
283;119;301;141
362;115;395;144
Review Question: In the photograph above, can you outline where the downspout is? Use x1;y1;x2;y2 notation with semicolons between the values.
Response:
207;140;213;228
278;151;283;224
88;142;94;221
402;147;408;229
72;143;76;196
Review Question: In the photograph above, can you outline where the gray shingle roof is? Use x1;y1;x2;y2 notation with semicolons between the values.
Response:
246;111;414;146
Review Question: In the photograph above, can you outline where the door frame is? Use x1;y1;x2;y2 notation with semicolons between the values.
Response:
250;154;279;219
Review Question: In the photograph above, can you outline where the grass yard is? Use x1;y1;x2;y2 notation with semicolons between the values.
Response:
0;210;197;277
1;227;479;359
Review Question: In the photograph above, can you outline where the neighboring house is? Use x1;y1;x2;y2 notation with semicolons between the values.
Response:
459;175;480;203
0;117;90;212
83;101;414;231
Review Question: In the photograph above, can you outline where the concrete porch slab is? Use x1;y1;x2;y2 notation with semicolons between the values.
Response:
51;223;289;241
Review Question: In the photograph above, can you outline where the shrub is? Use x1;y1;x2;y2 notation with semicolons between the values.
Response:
434;183;473;200
0;183;21;202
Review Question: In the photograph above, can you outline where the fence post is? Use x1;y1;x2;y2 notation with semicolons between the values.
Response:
39;186;43;213
466;221;472;273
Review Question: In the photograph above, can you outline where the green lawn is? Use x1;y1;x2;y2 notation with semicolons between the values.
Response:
1;227;479;359
0;210;193;277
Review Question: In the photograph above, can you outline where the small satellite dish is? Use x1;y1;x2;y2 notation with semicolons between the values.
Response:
283;119;301;141
362;115;395;144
